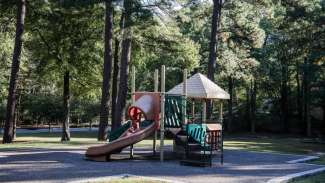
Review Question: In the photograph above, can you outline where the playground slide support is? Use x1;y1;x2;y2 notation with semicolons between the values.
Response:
182;69;187;127
219;101;224;165
153;69;159;155
160;65;165;162
203;100;207;123
130;66;136;159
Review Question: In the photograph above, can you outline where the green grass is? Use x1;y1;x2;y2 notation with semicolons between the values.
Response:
224;136;325;155
290;172;325;183
92;177;166;183
309;156;325;165
0;131;173;150
1;131;324;155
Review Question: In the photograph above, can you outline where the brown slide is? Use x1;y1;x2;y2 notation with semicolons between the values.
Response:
85;121;157;161
86;93;160;161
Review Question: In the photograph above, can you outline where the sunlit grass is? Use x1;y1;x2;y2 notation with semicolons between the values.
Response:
309;156;325;165
224;137;325;154
1;131;324;155
0;131;173;150
290;172;325;183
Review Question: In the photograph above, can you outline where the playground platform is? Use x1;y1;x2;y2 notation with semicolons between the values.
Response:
0;145;324;183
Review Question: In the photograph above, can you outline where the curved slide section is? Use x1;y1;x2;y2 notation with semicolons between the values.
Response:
85;94;160;162
85;120;156;161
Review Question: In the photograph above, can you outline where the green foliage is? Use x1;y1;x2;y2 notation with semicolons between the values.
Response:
132;24;200;91
0;0;323;134
20;94;64;124
218;0;266;80
25;1;104;99
19;94;99;125
0;5;15;102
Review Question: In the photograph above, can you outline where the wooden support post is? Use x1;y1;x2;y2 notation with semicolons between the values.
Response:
153;69;159;155
160;65;165;162
202;100;207;123
219;101;223;165
182;69;187;127
131;66;136;103
219;102;223;123
130;66;136;159
192;100;195;122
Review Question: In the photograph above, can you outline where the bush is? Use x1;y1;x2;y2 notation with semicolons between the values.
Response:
18;94;100;127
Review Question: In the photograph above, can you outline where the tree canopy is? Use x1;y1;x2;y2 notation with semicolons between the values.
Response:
1;0;324;142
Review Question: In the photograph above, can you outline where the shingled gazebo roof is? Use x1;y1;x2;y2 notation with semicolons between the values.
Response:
167;73;230;100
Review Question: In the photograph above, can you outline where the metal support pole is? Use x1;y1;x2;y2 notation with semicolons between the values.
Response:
131;66;136;103
182;69;187;128
130;66;136;159
192;100;195;122
202;100;207;123
153;69;159;155
160;65;165;162
219;101;223;165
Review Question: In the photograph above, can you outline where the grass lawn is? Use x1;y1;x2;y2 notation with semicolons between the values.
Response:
224;135;325;154
309;156;325;165
1;131;324;154
290;172;325;183
0;131;173;150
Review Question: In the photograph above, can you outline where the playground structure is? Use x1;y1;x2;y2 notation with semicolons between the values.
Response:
86;65;230;166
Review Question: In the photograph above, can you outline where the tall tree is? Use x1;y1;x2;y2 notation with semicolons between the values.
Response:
227;76;233;131
3;0;26;143
111;12;125;132
27;1;103;141
207;0;222;118
114;0;133;126
61;71;70;141
98;0;114;141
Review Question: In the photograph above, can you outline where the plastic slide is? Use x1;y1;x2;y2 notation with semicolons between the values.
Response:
85;94;160;161
85;120;156;161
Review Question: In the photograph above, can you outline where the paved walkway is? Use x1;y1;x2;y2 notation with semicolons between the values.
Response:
0;146;324;183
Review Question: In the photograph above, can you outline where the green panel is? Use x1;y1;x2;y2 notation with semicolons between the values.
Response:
187;124;207;146
164;95;184;128
109;120;154;142
109;121;131;142
140;120;153;128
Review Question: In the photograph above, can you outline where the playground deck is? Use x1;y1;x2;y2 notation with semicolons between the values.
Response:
1;145;324;183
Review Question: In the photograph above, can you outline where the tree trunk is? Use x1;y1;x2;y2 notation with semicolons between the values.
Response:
303;57;311;136
98;0;114;141
250;80;257;133
227;77;233;132
111;39;119;131
115;0;132;126
322;102;325;134
61;71;71;141
111;12;125;132
13;93;21;140
207;0;222;119
296;61;303;121
280;57;289;132
3;0;26;144
246;86;251;130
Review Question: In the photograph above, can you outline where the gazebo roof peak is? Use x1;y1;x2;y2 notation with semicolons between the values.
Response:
167;73;230;100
